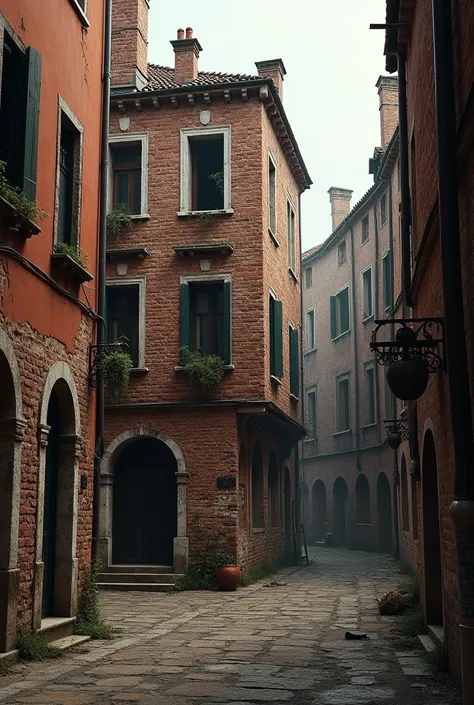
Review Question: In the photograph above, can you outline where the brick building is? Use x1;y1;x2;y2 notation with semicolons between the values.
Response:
0;0;105;654
381;1;474;700
301;77;401;554
98;1;311;587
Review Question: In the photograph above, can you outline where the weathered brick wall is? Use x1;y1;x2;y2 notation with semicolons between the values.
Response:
111;0;149;85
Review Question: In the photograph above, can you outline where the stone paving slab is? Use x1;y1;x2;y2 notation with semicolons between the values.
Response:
0;548;461;705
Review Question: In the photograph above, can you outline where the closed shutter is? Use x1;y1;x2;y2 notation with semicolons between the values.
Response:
330;296;337;339
22;47;42;201
179;283;190;363
290;327;299;397
222;280;231;365
273;299;283;378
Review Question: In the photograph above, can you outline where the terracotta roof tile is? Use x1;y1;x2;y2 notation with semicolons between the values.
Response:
145;64;261;91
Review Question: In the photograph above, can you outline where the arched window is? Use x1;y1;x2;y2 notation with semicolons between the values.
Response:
268;451;279;527
401;455;409;531
251;444;264;528
355;474;371;524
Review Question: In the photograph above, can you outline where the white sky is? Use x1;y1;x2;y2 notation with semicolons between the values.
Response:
148;1;387;251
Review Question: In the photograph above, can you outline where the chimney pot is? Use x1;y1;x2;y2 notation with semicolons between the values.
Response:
255;59;286;99
171;29;202;84
376;75;399;149
186;27;193;38
328;187;353;231
177;28;185;40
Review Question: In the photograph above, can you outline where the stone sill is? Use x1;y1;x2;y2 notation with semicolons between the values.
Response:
175;364;234;372
304;348;316;356
51;253;93;283
332;429;352;437
288;267;298;284
106;247;149;262
362;314;374;324
68;0;90;27
289;393;299;403
177;208;234;218
130;213;150;221
252;528;265;534
331;330;351;343
0;195;41;238
268;228;279;247
130;367;149;375
270;375;282;386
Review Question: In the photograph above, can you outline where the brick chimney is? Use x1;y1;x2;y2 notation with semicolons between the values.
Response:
328;187;353;231
171;27;202;85
376;75;399;149
255;59;286;99
111;0;149;90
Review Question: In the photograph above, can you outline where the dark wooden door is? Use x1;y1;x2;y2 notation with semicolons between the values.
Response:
113;439;177;565
42;392;60;617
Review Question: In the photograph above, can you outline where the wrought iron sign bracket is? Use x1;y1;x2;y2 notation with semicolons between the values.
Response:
88;339;129;388
370;317;446;373
384;418;409;440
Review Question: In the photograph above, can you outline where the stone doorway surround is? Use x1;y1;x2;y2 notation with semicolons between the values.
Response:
99;427;189;574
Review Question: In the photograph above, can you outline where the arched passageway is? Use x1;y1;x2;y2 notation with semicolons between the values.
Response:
377;472;392;553
333;477;348;547
312;480;327;542
355;474;371;524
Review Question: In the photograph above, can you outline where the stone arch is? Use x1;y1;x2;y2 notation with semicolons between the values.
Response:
39;361;80;435
355;474;371;524
99;427;189;573
0;327;25;652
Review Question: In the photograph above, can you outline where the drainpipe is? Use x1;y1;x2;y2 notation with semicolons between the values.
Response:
372;201;381;445
349;226;360;476
92;0;112;561
431;2;474;703
397;52;412;309
296;191;304;559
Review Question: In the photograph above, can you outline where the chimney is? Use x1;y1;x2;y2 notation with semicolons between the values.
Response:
171;27;202;85
376;75;399;149
255;59;286;99
111;0;149;90
328;187;353;231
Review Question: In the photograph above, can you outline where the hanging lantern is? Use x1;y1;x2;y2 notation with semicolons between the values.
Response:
387;358;430;400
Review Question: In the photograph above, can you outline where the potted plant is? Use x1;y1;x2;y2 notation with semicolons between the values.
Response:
216;555;241;591
180;347;225;397
106;204;133;244
101;349;133;401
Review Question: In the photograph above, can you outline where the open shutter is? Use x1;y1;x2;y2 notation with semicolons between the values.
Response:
273;300;283;378
222;281;231;365
330;296;337;339
290;327;299;397
22;47;42;201
341;288;350;333
179;283;190;363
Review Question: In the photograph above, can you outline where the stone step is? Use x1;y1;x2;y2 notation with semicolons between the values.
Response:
427;624;444;648
98;572;183;584
38;617;75;643
417;633;436;653
104;565;173;574
97;582;176;592
49;635;91;652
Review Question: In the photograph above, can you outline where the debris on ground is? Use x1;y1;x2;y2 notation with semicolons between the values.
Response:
377;588;410;615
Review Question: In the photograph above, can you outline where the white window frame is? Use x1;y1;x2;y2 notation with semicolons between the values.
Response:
361;214;370;244
338;239;347;267
333;283;351;338
287;197;297;277
304;308;316;353
68;0;90;27
360;264;374;322
105;277;147;369
363;361;377;427
268;150;277;242
178;125;232;216
305;386;317;441
382;250;392;312
108;132;149;219
305;266;313;290
335;373;351;433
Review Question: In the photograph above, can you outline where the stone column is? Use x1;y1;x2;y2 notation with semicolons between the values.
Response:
33;424;50;629
173;471;189;574
98;471;114;566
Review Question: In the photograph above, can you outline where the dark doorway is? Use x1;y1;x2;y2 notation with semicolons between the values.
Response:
42;390;60;617
333;477;348;546
422;431;443;626
377;472;393;553
284;468;292;556
300;481;309;533
113;438;177;565
312;480;327;542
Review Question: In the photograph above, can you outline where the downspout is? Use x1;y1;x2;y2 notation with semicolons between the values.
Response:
296;191;304;559
432;2;474;703
372;201;381;445
92;0;112;561
349;226;360;473
397;52;413;309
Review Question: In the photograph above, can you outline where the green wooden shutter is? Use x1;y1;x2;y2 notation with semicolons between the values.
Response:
22;47;42;201
341;288;350;332
273;299;283;378
290;327;299;397
179;283;190;363
222;281;231;365
330;296;337;339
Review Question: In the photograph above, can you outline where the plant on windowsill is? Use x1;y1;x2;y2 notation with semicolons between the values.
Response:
197;211;217;226
53;242;89;269
0;160;46;235
101;349;133;401
208;170;224;196
180;346;225;396
106;204;133;244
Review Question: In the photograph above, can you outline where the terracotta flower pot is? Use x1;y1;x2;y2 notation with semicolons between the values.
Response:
216;564;241;591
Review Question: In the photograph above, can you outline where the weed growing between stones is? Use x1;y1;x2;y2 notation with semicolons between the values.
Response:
16;630;62;661
239;557;292;587
74;561;114;640
175;515;235;591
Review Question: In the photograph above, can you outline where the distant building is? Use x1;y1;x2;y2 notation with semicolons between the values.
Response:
301;77;400;554
98;1;311;588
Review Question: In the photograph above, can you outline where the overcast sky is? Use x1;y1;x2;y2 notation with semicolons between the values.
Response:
148;1;388;251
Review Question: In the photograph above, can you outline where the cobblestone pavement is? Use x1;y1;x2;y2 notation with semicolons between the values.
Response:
0;548;461;704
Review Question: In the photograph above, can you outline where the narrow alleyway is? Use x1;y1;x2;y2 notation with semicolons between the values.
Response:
0;549;460;704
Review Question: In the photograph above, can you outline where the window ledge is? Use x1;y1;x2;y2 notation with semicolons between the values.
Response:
304;348;316;356
130;367;149;375
0;195;41;238
130;213;150;221
106;247;149;262
332;429;352;437
362;314;374;323
331;330;351;343
288;267;298;283
290;393;299;403
252;527;265;534
361;238;369;246
175;364;235;371
68;0;90;27
270;374;282;386
268;526;281;532
51;253;93;284
177;208;234;218
268;228;279;247
355;522;372;527
360;422;377;429
304;437;317;443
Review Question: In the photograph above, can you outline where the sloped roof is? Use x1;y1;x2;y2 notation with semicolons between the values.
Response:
146;64;261;91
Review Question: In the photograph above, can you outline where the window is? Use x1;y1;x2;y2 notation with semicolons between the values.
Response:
179;277;231;363
251;445;264;528
306;388;317;440
269;293;283;378
180;126;231;213
287;200;296;274
336;375;350;432
268;452;279;527
268;153;276;236
305;309;315;352
289;324;299;398
355;475;371;524
361;215;369;243
330;286;350;339
363;363;376;425
338;240;347;266
109;133;148;217
381;193;387;225
382;251;392;311
305;266;313;289
54;99;83;247
361;266;373;320
0;38;41;201
106;280;145;368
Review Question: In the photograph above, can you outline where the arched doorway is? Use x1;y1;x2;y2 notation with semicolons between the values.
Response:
113;438;177;565
422;430;443;626
333;477;348;546
300;480;309;533
312;480;327;542
377;472;392;553
251;444;264;528
284;468;292;556
355;474;371;524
